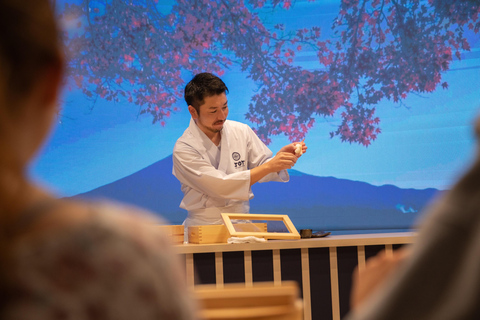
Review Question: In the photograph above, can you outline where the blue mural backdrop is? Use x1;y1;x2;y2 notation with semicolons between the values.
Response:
31;0;480;233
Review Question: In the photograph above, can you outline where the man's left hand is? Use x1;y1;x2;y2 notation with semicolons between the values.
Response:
279;141;307;157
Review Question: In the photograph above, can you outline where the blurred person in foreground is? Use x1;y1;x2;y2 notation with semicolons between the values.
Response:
0;1;196;319
346;115;480;319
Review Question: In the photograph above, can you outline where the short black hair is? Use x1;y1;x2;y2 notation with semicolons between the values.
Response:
184;73;229;112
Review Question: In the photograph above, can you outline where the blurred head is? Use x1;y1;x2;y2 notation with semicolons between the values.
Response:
0;0;63;170
184;73;229;114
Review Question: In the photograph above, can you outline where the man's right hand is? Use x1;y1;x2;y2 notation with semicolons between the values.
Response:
268;151;298;172
249;152;297;186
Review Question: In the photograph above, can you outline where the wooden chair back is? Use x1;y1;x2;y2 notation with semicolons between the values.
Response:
193;281;303;320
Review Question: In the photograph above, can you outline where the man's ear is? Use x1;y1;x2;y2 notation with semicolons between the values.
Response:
188;105;198;119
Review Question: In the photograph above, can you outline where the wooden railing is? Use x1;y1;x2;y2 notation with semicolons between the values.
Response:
176;232;415;320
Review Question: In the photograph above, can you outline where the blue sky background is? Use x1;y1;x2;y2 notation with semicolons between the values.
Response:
30;0;480;197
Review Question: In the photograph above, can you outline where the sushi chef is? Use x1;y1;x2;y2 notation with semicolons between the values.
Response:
172;73;307;239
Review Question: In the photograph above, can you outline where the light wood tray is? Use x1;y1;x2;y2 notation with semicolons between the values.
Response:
188;223;267;244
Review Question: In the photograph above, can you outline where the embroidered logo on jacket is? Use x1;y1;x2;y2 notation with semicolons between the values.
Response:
232;152;245;168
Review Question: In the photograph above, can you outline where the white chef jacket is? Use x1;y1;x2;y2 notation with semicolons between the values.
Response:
172;119;289;230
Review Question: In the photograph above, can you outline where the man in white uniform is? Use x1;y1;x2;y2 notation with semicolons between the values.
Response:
172;73;307;238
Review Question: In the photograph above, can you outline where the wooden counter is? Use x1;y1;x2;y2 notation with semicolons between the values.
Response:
176;232;416;320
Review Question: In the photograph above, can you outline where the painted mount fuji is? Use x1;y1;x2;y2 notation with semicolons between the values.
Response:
75;155;441;232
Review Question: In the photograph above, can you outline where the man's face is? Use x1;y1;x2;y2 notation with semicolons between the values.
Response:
189;93;229;136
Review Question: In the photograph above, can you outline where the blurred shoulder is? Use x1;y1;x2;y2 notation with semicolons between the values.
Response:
18;198;172;249
7;199;196;320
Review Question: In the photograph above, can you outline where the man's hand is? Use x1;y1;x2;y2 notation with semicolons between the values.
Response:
249;141;306;186
350;247;411;311
249;152;297;186
268;152;298;172
279;141;308;157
